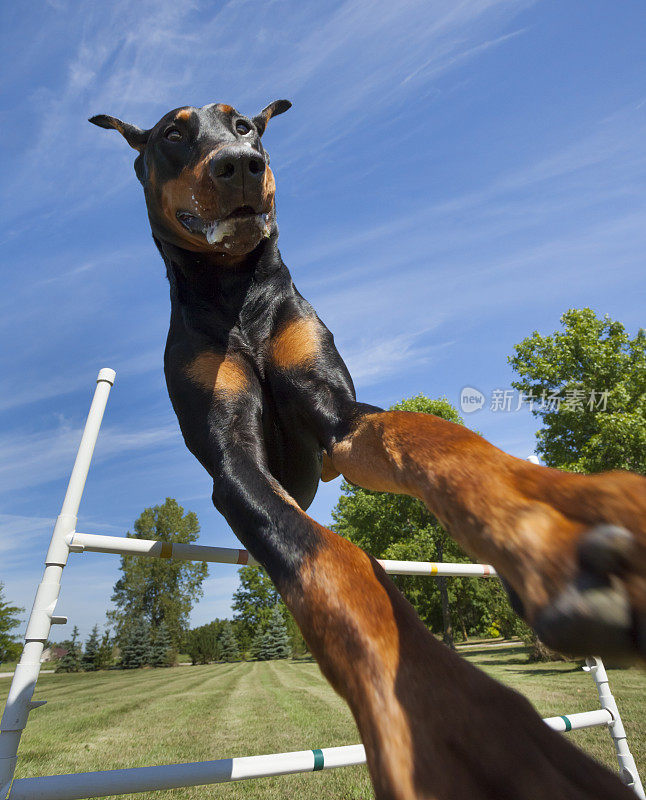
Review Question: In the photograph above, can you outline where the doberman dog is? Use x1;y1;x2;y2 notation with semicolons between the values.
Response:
91;101;644;799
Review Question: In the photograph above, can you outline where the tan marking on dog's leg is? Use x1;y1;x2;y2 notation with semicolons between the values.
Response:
321;453;341;482
186;351;249;396
269;316;321;369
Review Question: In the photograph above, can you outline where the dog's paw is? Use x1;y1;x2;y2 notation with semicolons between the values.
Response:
532;524;643;658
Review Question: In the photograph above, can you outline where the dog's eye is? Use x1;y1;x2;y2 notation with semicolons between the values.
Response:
165;128;182;142
235;120;251;135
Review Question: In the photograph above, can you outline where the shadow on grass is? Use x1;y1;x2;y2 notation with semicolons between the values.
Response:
462;646;528;659
509;666;582;676
470;657;530;666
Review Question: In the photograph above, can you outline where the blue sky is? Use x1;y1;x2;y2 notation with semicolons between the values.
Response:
1;0;645;643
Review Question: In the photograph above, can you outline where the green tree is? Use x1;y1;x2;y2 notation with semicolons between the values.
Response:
250;626;270;660
509;308;646;474
120;617;152;669
284;610;308;658
218;621;240;662
82;625;100;671
332;395;517;645
264;606;291;659
232;566;281;650
56;626;82;673
150;621;172;667
108;498;208;652
0;583;23;664
233;565;307;657
185;620;223;664
96;630;114;670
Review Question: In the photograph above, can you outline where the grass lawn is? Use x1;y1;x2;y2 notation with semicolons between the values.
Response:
0;660;56;673
1;647;643;799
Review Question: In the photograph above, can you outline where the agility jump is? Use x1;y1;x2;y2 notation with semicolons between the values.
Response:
4;98;646;799
0;371;642;799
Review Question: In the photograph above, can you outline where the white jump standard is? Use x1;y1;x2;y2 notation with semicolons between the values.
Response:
1;369;643;800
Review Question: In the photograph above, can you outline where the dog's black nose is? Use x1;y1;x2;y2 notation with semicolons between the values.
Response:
209;146;265;187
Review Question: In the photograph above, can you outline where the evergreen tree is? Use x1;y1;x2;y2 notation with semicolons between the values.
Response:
250;626;269;660
232;566;280;651
109;499;208;652
0;583;24;664
265;606;291;659
56;626;82;673
120;617;151;669
218;621;240;662
96;630;114;669
150;622;172;667
232;566;307;656
82;625;100;671
185;620;222;664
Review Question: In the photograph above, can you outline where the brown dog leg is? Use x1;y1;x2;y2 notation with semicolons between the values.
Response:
330;410;646;658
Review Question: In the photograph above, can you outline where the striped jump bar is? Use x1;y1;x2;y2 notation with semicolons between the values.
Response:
7;745;367;800
66;533;496;577
7;712;612;800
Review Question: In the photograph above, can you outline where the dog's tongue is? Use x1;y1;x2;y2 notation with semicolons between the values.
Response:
204;214;272;244
205;219;235;244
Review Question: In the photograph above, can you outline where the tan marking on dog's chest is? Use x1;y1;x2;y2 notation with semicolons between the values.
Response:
186;351;249;395
269;316;321;369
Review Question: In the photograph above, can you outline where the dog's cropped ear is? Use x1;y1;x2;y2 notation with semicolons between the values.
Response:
252;100;292;136
88;114;150;151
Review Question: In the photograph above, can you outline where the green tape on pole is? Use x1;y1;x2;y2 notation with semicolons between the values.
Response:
312;749;324;771
560;715;572;732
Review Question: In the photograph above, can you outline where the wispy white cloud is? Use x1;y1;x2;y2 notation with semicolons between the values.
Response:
0;513;53;555
341;330;454;387
0;349;159;414
1;0;534;224
0;419;180;496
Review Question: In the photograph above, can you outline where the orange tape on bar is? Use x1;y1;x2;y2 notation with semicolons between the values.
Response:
237;550;249;565
159;542;173;559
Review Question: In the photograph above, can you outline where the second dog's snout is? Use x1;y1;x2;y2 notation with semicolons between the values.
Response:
210;146;265;186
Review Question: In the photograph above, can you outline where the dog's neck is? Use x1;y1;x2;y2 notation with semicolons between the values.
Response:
154;232;290;337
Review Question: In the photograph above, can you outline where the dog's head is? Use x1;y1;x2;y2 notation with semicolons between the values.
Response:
90;101;291;257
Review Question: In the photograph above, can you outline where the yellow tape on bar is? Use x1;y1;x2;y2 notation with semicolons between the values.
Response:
430;564;438;575
159;542;173;559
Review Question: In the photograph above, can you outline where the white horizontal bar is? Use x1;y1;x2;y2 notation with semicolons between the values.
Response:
68;533;259;567
8;744;367;800
68;533;496;576
7;709;611;800
543;709;612;732
377;560;497;577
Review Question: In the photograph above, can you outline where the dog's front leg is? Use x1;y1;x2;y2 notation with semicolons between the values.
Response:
327;408;646;658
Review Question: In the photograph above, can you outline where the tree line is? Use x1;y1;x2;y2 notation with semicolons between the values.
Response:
2;309;642;669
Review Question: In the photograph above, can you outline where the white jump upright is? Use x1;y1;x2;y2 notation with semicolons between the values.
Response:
1;368;644;800
585;657;644;798
0;369;116;800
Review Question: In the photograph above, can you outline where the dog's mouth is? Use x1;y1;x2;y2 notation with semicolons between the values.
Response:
176;206;271;245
